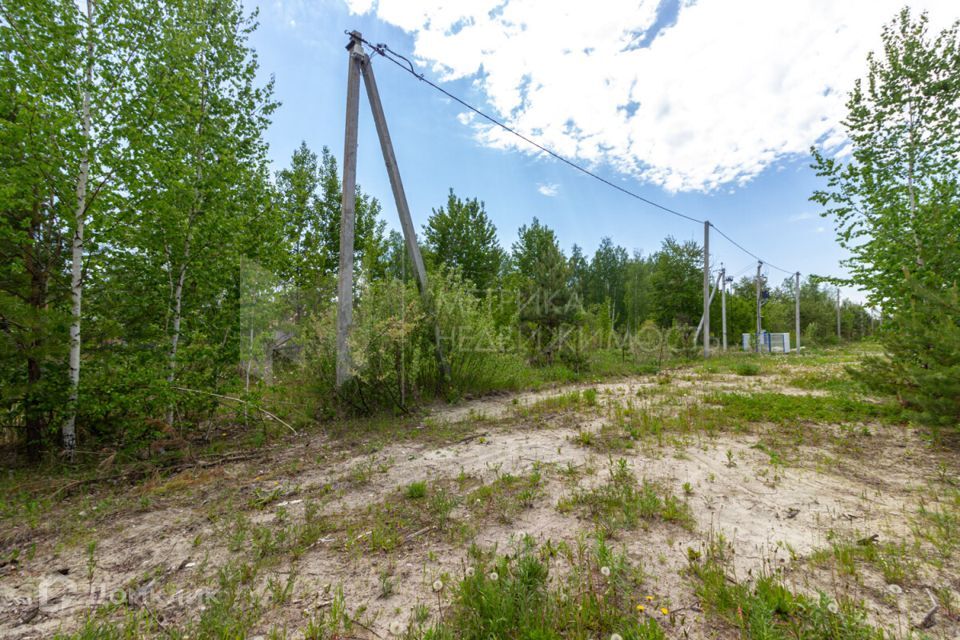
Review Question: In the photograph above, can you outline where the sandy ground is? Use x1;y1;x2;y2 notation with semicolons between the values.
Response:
1;366;957;639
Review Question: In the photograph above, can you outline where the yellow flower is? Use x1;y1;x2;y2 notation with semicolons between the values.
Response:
636;604;645;612
660;607;669;615
645;595;654;601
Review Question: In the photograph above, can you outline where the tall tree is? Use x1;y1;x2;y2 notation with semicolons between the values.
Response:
61;0;160;456
511;218;576;360
1;0;82;460
112;0;276;426
647;237;703;327
586;237;628;324
423;189;504;293
812;9;960;310
813;10;960;430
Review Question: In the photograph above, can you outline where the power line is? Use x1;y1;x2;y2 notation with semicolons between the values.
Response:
353;33;811;279
358;36;703;225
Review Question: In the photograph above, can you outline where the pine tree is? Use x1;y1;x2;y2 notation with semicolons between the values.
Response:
423;189;504;293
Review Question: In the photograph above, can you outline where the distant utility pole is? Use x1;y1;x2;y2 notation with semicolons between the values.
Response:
755;261;763;353
720;266;727;351
836;288;842;342
794;272;800;354
336;31;449;389
703;221;710;358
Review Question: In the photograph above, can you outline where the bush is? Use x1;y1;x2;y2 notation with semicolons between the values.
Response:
856;284;960;436
301;272;531;416
734;362;761;377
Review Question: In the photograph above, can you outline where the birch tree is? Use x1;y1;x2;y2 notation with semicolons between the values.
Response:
116;0;275;426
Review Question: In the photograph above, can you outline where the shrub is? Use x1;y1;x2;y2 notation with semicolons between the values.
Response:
734;362;761;376
856;283;960;436
301;272;531;415
405;481;427;499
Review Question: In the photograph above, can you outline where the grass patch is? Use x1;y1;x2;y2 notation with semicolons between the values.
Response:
734;362;762;376
406;480;428;499
467;467;544;524
559;459;694;533
690;535;888;639
415;536;665;640
809;536;919;585
704;392;903;426
348;484;460;553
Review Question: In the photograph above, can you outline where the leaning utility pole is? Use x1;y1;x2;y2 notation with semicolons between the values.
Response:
703;221;710;358
720;266;727;351
336;31;450;388
794;272;801;354
755;261;763;353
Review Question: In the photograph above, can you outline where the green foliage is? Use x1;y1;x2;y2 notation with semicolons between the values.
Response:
691;538;887;639
406;481;428;499
511;218;580;363
856;284;960;433
301;272;528;415
705;392;903;426
647;237;703;328
421;538;665;640
424;189;504;293
812;10;960;433
561;458;694;532
734;362;761;376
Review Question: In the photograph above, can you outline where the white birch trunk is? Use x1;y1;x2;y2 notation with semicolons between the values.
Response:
166;252;189;426
166;50;207;426
63;0;94;457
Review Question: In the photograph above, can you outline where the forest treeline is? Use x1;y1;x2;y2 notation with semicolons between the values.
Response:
1;2;955;464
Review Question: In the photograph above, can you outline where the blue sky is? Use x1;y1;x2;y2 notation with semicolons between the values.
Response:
246;0;955;303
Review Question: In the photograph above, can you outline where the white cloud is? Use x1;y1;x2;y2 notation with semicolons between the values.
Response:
344;0;956;192
537;182;559;197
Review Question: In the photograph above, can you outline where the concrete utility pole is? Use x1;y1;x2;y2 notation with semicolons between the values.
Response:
755;261;763;353
335;34;363;387
836;287;842;342
703;221;710;358
359;43;450;382
794;272;801;354
720;266;727;351
336;31;450;389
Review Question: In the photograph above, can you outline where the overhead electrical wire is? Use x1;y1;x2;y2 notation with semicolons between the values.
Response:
353;32;808;279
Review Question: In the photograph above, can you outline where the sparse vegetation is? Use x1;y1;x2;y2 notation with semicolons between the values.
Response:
559;458;694;532
3;6;958;639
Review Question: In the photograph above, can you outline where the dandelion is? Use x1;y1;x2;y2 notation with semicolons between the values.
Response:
827;602;839;614
610;634;623;640
600;566;611;577
388;620;405;636
645;595;654;601
432;579;443;593
660;607;669;616
887;583;903;595
488;571;499;581
636;604;645;612
465;567;476;578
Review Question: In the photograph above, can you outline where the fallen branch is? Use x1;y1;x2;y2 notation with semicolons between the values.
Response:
457;432;489;445
42;451;264;501
404;525;436;541
173;386;297;435
916;588;938;630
